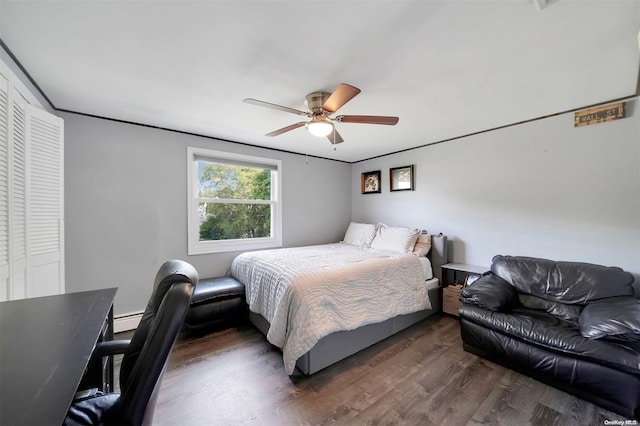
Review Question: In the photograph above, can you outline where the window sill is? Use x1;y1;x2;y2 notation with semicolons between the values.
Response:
188;237;282;255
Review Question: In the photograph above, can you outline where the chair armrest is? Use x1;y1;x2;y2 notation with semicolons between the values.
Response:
80;340;132;391
460;273;520;312
93;339;132;358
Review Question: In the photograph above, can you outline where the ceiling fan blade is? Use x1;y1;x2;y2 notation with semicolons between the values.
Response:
265;122;307;137
244;98;309;116
326;129;344;145
321;83;361;113
335;115;399;125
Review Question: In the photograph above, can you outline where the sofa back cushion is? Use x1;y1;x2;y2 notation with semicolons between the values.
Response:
491;255;634;304
518;293;582;326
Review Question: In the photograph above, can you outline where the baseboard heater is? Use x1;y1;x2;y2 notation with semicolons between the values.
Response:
114;312;143;333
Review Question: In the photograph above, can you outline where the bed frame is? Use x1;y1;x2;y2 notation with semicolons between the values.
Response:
248;234;448;375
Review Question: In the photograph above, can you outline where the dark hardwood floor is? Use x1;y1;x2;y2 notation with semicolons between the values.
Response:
141;315;626;425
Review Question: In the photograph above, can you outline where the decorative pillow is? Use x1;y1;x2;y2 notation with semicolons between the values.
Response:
412;233;432;257
342;222;377;248
579;297;640;341
370;223;420;254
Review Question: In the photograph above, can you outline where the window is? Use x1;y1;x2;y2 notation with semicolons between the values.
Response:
187;147;282;254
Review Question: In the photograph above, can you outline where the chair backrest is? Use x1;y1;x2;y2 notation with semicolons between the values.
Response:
113;260;198;426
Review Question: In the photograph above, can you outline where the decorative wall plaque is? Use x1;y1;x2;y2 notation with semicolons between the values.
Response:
574;102;625;127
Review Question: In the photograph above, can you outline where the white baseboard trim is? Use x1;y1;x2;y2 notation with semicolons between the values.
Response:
114;312;143;333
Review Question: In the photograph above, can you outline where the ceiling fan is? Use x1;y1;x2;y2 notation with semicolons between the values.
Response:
243;83;399;145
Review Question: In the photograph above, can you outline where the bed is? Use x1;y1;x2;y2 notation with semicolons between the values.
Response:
230;223;448;375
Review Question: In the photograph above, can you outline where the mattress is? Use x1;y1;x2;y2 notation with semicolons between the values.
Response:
231;243;432;374
251;279;442;375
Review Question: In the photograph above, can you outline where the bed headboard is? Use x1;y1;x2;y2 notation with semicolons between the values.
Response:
429;233;448;284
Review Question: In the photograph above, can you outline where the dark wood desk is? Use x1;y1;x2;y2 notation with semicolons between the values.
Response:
0;288;117;426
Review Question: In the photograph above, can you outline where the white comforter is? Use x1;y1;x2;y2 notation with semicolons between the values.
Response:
230;243;431;374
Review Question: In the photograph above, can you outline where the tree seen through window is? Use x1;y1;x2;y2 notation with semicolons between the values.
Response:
197;162;272;241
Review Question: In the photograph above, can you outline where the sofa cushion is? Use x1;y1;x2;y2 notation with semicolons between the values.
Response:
518;293;582;326
458;304;640;376
579;297;640;342
491;255;634;304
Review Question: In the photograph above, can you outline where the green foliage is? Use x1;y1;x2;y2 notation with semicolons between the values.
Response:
198;163;272;241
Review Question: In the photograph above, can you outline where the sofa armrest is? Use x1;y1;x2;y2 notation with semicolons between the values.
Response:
460;273;520;312
579;297;640;341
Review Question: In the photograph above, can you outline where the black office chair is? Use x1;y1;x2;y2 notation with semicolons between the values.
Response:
64;260;198;426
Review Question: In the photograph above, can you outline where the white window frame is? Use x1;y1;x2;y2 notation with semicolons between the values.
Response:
187;147;282;255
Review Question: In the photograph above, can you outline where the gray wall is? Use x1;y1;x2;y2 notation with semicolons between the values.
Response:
352;100;640;286
62;113;352;315
6;41;638;313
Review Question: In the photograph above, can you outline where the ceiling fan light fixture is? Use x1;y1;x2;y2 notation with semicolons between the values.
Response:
306;116;334;137
246;83;398;143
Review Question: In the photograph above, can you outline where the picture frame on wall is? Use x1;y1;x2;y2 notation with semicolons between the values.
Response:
361;170;381;194
390;165;414;191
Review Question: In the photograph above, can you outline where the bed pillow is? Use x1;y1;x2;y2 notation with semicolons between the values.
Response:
370;223;420;254
342;222;377;247
412;233;432;256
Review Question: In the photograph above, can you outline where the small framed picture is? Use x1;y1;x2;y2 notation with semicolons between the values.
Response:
361;170;381;194
390;165;414;191
465;274;481;286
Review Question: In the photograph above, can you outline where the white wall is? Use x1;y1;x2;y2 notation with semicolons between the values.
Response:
62;112;352;315
352;100;640;287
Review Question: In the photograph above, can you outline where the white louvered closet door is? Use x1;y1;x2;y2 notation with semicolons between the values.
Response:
0;70;64;301
9;87;27;300
0;74;8;300
25;103;64;298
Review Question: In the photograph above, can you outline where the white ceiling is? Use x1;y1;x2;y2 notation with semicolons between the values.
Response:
1;1;638;163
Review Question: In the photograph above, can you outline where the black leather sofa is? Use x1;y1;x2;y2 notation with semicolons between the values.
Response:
458;255;640;418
